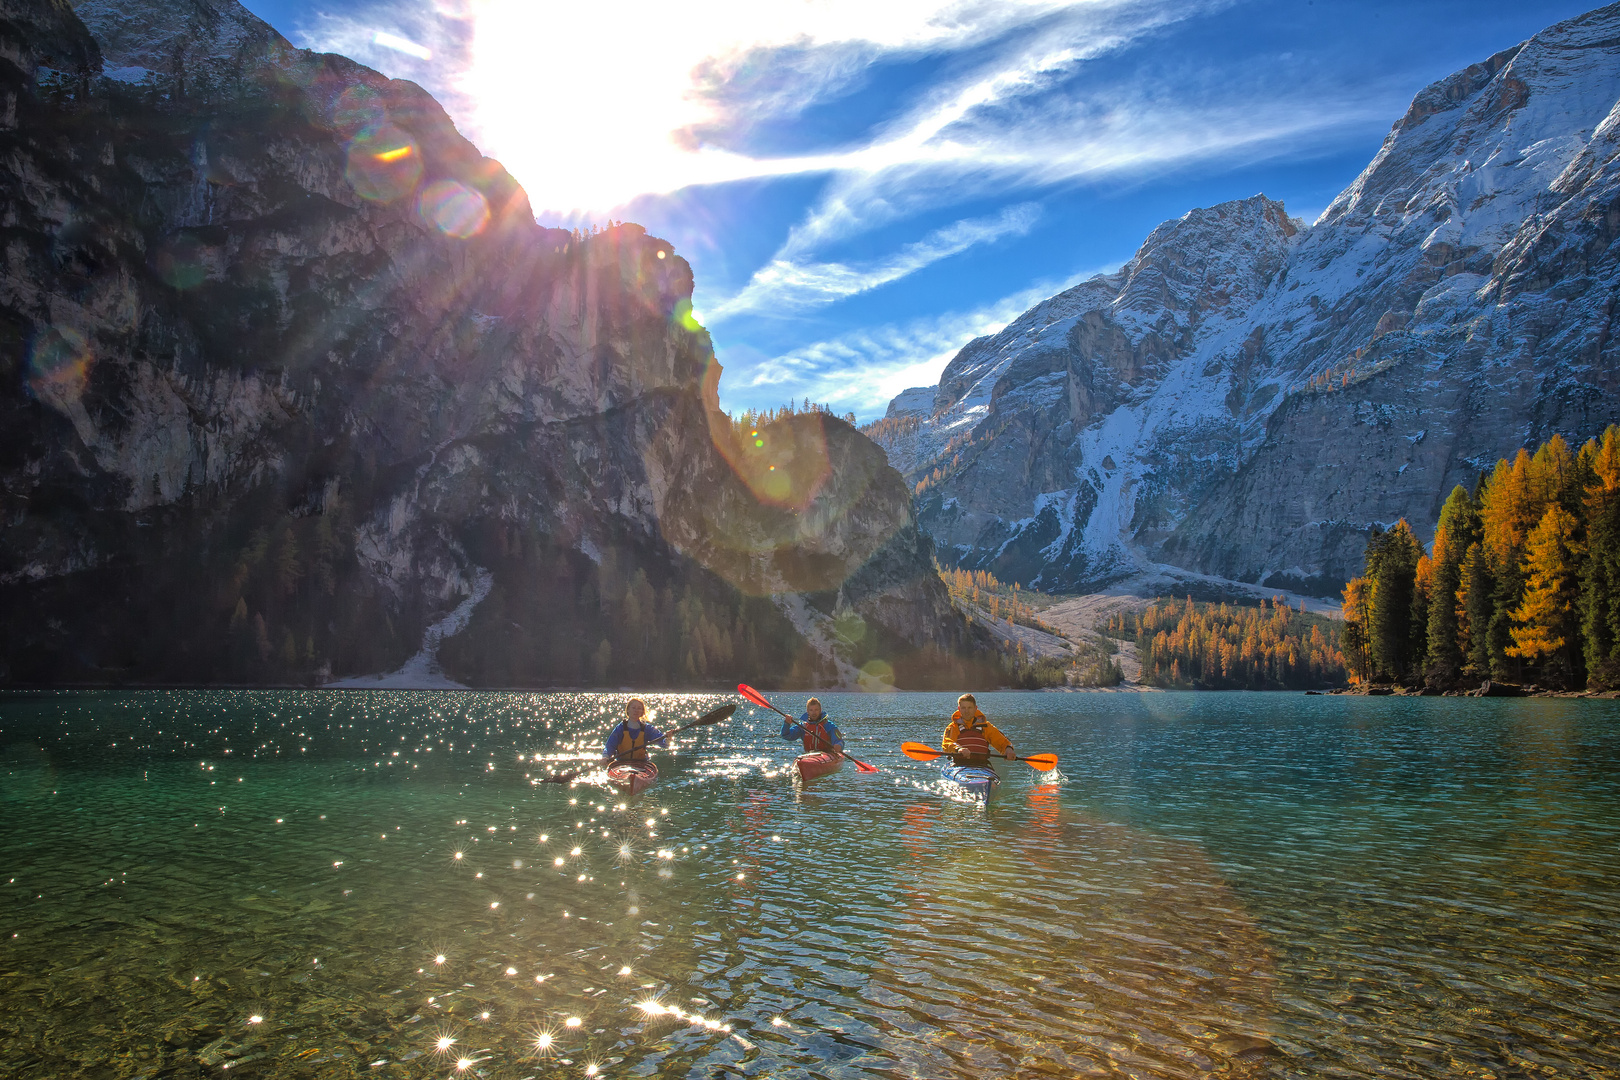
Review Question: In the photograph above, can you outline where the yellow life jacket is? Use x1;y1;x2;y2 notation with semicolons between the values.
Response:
611;724;650;761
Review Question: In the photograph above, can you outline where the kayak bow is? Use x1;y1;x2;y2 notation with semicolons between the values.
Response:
794;751;843;783
605;760;658;795
938;760;1000;802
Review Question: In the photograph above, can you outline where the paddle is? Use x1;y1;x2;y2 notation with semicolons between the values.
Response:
901;741;1059;772
736;684;879;773
532;704;738;783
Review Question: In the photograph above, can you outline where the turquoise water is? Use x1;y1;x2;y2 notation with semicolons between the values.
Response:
2;690;1617;1079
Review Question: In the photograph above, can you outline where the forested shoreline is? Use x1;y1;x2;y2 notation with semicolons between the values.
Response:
1107;597;1347;690
1341;426;1620;692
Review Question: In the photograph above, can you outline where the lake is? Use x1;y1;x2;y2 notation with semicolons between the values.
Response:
2;690;1617;1079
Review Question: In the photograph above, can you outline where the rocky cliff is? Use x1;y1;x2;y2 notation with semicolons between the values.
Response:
0;0;983;687
877;3;1620;598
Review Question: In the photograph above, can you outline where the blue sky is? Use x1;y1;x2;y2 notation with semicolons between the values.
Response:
241;0;1594;422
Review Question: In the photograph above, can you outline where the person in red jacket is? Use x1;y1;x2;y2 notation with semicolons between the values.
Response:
941;693;1015;765
780;697;844;753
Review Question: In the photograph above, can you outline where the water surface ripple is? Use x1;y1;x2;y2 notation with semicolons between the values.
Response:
1;690;1616;1078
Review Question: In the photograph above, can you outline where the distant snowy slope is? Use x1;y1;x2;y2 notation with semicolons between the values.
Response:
871;2;1620;596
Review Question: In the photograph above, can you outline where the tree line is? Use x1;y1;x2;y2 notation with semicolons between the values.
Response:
1341;426;1620;691
1109;596;1347;690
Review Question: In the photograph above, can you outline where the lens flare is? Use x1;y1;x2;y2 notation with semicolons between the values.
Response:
345;124;423;203
25;325;92;404
152;233;213;290
417;179;491;239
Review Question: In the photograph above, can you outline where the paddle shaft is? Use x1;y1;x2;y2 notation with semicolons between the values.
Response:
908;745;1055;768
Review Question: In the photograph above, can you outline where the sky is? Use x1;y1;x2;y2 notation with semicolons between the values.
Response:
240;0;1595;422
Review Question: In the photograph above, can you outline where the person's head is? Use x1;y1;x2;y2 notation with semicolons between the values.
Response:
957;693;981;722
625;697;648;725
805;697;823;721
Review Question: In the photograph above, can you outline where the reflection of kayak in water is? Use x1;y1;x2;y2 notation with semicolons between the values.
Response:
606;760;658;795
939;761;999;802
795;751;842;782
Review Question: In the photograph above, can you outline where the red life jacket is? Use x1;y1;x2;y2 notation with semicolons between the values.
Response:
801;720;836;752
949;708;994;757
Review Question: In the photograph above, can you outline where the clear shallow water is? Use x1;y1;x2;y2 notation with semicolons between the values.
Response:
1;690;1617;1080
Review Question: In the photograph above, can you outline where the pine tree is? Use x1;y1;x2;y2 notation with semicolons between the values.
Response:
1426;486;1478;686
1581;425;1620;688
1411;554;1432;676
1507;504;1584;687
1459;540;1494;679
1366;520;1422;680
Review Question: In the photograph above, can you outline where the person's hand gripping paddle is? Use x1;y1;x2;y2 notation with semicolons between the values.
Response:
737;684;879;772
900;742;1059;771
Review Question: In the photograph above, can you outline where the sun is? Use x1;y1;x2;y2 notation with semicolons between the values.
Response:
462;1;727;213
457;0;984;214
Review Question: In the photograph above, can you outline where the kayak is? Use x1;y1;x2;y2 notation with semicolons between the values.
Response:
794;751;843;782
606;760;658;795
939;761;999;802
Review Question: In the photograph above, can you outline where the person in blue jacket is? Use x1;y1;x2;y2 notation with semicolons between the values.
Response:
601;697;667;764
780;697;844;754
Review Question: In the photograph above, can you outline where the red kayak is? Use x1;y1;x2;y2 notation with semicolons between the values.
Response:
794;751;843;782
606;760;658;795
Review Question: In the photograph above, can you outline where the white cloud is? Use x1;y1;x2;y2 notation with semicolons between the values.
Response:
725;267;1109;418
293;0;1385;237
295;0;1211;214
706;202;1041;321
372;31;433;61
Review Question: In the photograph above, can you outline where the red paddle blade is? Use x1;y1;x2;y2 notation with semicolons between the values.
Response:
737;683;774;710
901;742;944;761
1023;753;1059;772
849;757;879;773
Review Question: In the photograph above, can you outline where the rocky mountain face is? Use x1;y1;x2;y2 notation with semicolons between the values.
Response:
0;0;984;687
876;3;1620;598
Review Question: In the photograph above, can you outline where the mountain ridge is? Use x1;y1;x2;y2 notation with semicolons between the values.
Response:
875;1;1620;598
0;0;990;688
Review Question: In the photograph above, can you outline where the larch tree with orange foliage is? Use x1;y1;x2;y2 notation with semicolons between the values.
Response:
1507;504;1584;687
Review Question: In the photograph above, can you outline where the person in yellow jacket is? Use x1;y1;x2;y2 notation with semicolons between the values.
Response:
601;697;667;764
942;693;1016;765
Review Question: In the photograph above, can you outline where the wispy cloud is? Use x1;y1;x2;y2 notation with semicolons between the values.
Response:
294;1;1384;228
729;268;1109;418
295;0;1219;213
706;203;1041;321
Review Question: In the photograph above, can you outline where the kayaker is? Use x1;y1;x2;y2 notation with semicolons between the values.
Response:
602;697;667;765
781;697;845;755
942;693;1016;765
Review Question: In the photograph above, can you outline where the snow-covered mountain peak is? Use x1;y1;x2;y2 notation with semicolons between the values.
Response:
873;2;1620;597
71;0;290;86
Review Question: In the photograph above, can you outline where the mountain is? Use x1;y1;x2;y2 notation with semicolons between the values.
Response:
875;3;1620;598
0;0;985;687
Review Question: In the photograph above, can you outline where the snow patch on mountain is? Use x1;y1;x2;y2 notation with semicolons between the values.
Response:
874;2;1620;596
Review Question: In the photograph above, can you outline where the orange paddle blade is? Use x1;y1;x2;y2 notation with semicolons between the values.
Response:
1023;753;1059;772
901;742;945;761
737;684;774;710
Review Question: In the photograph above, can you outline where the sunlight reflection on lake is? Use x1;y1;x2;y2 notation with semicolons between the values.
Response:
0;689;1616;1077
